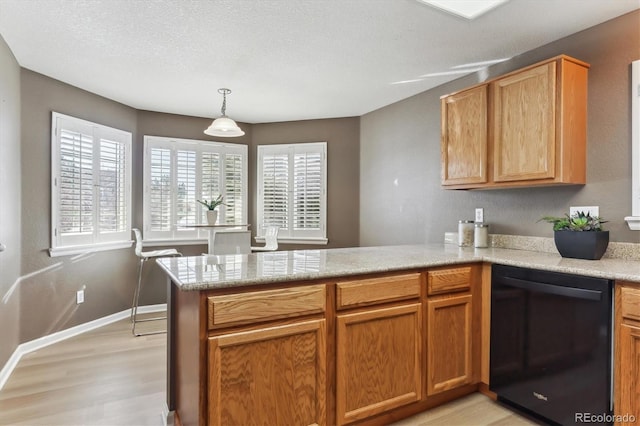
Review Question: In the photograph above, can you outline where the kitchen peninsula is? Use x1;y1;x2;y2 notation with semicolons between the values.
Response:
157;244;640;426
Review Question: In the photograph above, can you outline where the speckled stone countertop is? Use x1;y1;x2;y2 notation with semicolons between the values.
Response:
156;244;640;291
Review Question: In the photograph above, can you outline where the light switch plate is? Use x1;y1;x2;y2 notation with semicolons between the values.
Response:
570;206;599;217
475;208;484;223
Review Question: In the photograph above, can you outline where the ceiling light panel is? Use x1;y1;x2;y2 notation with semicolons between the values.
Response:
418;0;510;19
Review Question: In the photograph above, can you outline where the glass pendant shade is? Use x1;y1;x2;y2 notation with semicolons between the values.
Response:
204;116;245;137
204;88;244;137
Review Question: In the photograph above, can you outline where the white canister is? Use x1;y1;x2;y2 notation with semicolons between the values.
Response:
458;220;474;247
474;223;489;248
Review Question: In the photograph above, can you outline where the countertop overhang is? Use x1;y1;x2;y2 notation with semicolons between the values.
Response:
156;244;640;291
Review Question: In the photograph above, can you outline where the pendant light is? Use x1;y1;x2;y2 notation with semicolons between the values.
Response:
204;88;245;137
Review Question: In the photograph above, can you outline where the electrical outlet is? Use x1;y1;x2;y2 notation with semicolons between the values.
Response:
570;206;599;217
475;208;484;223
76;289;84;304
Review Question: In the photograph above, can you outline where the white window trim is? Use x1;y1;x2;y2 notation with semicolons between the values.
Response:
625;59;640;230
143;135;248;242
257;142;328;245
50;112;132;257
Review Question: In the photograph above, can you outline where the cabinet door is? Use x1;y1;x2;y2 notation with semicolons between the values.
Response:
336;304;422;425
617;323;640;425
208;320;326;426
441;85;488;185
493;61;556;182
427;294;474;395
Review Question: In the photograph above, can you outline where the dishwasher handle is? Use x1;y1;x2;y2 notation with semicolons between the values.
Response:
500;276;603;301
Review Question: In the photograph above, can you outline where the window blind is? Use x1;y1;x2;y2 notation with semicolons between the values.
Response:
51;112;132;253
143;136;248;241
257;142;327;242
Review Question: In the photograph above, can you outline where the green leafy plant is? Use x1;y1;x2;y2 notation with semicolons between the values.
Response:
539;211;607;231
196;194;226;211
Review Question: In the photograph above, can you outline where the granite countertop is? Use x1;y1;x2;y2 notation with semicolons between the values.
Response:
156;244;640;291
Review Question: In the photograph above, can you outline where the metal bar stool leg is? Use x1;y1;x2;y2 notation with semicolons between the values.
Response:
132;257;167;337
131;257;144;323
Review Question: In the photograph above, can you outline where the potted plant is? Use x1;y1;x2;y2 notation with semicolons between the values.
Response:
197;195;226;225
539;211;609;260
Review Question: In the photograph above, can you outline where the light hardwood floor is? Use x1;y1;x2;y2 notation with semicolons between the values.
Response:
0;314;537;426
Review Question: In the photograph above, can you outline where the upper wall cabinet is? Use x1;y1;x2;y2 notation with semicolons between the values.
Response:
441;55;589;189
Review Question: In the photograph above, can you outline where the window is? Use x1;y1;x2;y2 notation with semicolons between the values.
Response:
257;142;327;244
50;112;132;256
143;136;247;242
625;59;640;230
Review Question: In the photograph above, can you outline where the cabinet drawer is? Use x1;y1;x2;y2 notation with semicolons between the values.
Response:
427;267;471;295
336;273;421;309
208;285;326;329
621;286;640;321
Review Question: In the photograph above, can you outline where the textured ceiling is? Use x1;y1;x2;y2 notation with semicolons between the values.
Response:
0;0;638;124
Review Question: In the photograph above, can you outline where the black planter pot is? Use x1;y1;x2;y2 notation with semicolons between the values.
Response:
553;230;609;260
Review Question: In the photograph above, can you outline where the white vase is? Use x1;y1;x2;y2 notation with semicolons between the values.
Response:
206;210;218;225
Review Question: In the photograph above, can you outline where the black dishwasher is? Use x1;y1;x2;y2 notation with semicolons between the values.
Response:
490;264;613;425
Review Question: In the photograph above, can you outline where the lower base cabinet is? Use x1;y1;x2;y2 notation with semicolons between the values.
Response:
427;294;474;395
616;284;640;425
336;304;423;425
207;320;326;426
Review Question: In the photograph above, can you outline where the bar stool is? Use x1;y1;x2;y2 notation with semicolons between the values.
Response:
131;228;182;336
251;226;280;252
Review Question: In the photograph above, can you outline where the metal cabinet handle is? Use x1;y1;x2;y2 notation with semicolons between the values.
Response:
0;243;5;252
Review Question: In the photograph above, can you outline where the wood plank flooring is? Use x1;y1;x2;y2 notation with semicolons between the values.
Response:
0;314;537;426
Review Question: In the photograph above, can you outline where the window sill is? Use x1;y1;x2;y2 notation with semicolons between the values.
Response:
624;216;640;231
49;240;133;257
254;237;328;245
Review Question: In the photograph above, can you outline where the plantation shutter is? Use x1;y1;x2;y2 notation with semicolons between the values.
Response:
143;136;247;241
58;125;95;246
260;150;290;232
51;112;132;254
176;149;197;228
224;153;244;225
257;142;326;242
201;151;221;225
97;132;130;242
149;147;172;232
293;147;323;232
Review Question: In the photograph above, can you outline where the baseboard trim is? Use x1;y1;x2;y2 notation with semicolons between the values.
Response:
0;303;167;391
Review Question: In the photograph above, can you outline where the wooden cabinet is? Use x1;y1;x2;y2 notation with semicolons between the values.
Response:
441;55;589;189
172;284;328;426
208;320;326;426
426;266;479;396
615;283;640;425
170;268;484;426
336;304;422;425
441;85;488;185
335;273;423;425
427;294;473;395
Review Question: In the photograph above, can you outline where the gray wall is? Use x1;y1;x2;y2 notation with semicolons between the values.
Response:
360;10;640;246
5;72;360;366
251;118;360;250
19;69;139;342
0;35;21;370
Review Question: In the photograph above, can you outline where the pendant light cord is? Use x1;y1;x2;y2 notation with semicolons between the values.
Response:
218;88;231;117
